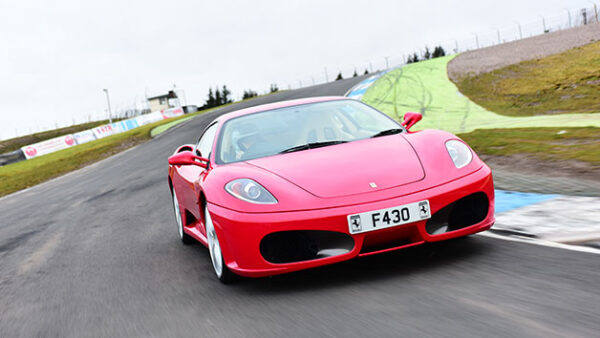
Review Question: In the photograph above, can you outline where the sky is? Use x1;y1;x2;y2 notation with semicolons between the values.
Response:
0;0;595;140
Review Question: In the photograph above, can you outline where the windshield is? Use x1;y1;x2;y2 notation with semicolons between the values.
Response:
215;100;403;164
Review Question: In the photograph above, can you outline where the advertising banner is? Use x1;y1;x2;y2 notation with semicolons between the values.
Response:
21;134;76;159
120;118;139;131
73;130;96;145
110;122;126;134
92;124;115;139
161;107;184;119
134;112;163;126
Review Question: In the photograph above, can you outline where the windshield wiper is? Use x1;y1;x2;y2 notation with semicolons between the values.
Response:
370;128;403;138
279;140;348;154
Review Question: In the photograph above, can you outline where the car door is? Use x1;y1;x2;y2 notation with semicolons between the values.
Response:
172;123;218;231
190;122;219;231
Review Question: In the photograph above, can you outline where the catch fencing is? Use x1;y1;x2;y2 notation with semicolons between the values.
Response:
287;4;600;90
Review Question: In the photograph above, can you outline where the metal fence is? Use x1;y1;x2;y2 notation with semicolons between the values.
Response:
285;4;600;90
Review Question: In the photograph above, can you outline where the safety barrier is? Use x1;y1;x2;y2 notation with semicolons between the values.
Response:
0;107;186;165
0;149;26;166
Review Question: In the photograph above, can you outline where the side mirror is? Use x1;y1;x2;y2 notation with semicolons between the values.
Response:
402;112;422;131
168;151;208;168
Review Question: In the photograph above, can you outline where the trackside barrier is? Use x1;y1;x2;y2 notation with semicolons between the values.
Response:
21;134;77;159
92;124;116;139
161;107;184;119
134;111;164;126
0;149;26;166
73;130;96;145
0;107;187;166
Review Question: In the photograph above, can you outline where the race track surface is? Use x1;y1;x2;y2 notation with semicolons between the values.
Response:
1;76;599;337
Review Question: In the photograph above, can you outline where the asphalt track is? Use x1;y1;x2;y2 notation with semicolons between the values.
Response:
1;76;599;337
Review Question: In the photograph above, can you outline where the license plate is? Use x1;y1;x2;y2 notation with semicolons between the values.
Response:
347;200;431;234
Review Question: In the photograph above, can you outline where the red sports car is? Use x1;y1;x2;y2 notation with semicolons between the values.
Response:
168;97;494;282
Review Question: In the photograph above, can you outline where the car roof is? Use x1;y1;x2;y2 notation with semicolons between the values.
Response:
215;96;352;123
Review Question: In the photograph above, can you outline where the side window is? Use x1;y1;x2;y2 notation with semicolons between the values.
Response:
196;123;218;158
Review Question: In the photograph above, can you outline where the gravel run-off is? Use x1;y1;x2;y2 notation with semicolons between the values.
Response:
448;22;600;80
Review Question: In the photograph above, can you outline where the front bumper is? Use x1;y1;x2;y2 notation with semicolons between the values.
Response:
208;166;495;277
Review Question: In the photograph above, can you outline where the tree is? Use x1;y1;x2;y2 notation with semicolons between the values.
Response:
423;46;431;60
242;89;258;100
432;46;446;58
407;53;419;64
353;69;358;77
221;85;232;104
364;69;369;75
206;88;215;108
269;84;279;93
214;87;222;106
335;72;343;81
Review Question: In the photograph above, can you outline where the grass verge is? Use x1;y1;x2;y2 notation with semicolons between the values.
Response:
454;41;600;116
0;118;124;153
458;127;600;165
362;55;600;134
0;113;196;197
150;115;196;137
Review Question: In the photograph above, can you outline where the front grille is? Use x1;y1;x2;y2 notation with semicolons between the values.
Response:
425;192;489;235
260;230;354;264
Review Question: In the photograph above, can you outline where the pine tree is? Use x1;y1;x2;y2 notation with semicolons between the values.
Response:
243;89;258;99
214;87;222;106
423;46;431;60
364;69;369;75
336;72;343;81
222;85;232;104
432;46;446;58
353;69;358;77
206;88;215;108
411;53;419;63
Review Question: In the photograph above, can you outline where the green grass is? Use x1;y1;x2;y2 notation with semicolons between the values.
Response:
458;127;600;165
361;55;600;134
0;113;198;197
455;42;600;116
150;115;196;137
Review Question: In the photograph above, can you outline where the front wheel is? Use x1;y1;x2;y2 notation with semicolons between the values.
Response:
204;205;236;283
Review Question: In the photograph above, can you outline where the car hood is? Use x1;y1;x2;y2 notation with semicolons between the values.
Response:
246;135;425;198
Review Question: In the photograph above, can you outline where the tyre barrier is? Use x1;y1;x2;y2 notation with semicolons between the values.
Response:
0;149;26;167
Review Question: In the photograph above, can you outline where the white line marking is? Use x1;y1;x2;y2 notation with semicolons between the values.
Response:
478;231;600;255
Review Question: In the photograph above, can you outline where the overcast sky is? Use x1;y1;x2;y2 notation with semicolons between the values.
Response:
0;0;594;140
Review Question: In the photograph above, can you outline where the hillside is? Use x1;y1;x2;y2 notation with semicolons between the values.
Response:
453;41;600;116
448;21;600;79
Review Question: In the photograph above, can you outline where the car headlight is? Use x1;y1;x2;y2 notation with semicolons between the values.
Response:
445;140;472;168
225;178;278;204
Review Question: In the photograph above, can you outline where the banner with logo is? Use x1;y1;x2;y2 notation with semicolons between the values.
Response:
73;130;96;145
110;122;127;134
16;109;188;162
21;134;76;159
120;118;139;131
92;124;115;139
160;107;184;119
